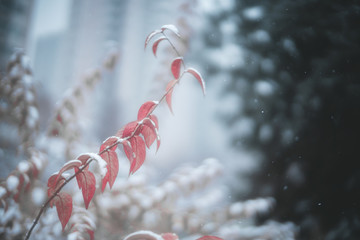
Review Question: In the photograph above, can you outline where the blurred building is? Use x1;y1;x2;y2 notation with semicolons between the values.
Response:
0;0;34;70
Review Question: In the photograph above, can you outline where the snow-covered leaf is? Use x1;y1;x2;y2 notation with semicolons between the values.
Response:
100;136;120;152
75;169;96;209
161;232;179;240
55;160;82;185
145;29;162;49
171;57;183;79
121;121;139;138
138;101;158;121
161;24;181;38
76;154;91;165
54;192;73;231
186;68;206;96
150;114;159;129
152;36;167;57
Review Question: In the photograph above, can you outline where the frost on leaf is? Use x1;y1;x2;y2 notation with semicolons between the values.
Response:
128;135;146;175
166;79;177;114
161;24;181;38
137;101;158;121
55;160;82;184
121;121;139;138
171;57;183;79
145;29;162;49
75;168;96;209
54;192;73;231
150;115;159;129
100;136;120;152
196;236;223;240
152;37;167;57
186;68;206;96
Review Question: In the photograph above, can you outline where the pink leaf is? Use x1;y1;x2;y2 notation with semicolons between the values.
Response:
47;174;66;201
161;233;179;240
150;114;159;129
54;192;73;231
101;173;109;192
145;29;162;49
171;57;183;79
75;169;96;209
121;121;139;138
122;140;134;163
76;154;91;165
141;118;157;148
55;160;82;185
186;68;206;95
100;136;119;152
196;236;223;240
161;24;181;38
137;101;158;121
166;79;177;114
152;36;167;57
100;150;119;190
128;135;146;175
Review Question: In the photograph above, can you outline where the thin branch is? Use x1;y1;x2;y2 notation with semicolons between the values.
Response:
162;31;187;69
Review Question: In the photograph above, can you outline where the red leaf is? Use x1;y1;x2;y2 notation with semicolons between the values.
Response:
186;68;206;95
166;79;178;114
87;229;94;240
100;136;119;152
137;101;158;121
55;160;82;184
196;236;223;240
121;121;139;138
146;114;160;151
171;57;183;79
128;135;146;175
161;24;181;37
101;173;109;192
122;140;134;162
54;192;73;231
152;36;167;57
76;154;91;165
47;174;65;197
141;118;157;148
75;169;96;209
150;114;159;129
161;233;179;240
100;150;119;190
145;29;162;49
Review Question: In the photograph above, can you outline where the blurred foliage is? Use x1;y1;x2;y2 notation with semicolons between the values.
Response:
199;0;360;239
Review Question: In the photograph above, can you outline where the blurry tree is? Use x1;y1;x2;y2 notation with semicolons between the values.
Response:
199;0;360;239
